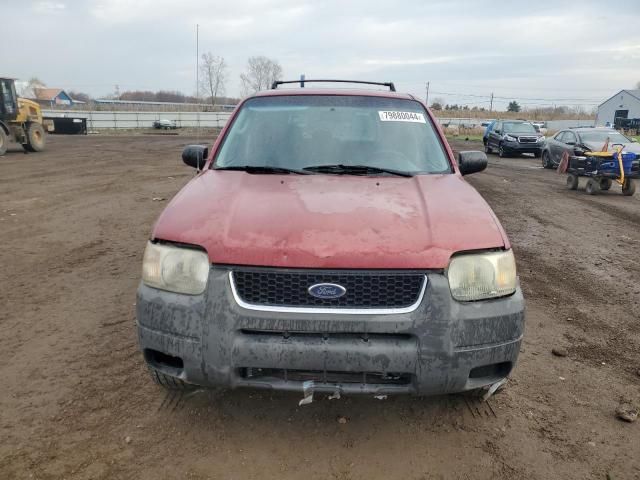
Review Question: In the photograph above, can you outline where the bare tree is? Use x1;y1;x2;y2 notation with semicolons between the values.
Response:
240;56;283;96
199;53;227;106
19;77;46;98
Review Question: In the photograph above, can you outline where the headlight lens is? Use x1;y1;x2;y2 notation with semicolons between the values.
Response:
142;242;209;295
537;136;546;142
504;134;517;142
447;250;517;301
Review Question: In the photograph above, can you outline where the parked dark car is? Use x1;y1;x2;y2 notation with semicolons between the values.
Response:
153;119;178;130
541;128;640;169
485;121;545;158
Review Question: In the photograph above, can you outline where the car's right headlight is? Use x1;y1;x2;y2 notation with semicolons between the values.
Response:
141;241;209;295
447;250;517;301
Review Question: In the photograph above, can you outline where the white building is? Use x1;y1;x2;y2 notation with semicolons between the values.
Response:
595;89;640;126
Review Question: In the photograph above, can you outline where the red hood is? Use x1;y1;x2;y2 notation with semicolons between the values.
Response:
152;171;508;269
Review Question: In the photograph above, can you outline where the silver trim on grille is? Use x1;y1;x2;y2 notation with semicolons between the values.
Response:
228;272;428;315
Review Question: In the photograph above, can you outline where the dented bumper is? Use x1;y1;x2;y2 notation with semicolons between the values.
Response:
136;268;525;396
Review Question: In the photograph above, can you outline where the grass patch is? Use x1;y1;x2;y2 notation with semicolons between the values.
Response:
445;134;484;142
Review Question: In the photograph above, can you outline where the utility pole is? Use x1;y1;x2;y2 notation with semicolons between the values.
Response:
489;92;494;112
195;24;200;141
425;81;430;105
195;24;199;101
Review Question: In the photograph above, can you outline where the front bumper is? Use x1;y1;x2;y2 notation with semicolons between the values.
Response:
502;141;544;155
136;269;525;396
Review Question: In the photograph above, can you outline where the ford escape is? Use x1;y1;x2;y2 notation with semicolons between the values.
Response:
136;80;525;396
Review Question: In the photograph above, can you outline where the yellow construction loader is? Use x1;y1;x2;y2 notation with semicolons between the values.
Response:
0;77;53;155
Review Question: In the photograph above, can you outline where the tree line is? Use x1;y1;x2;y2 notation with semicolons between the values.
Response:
429;97;595;117
20;55;283;106
430;97;523;113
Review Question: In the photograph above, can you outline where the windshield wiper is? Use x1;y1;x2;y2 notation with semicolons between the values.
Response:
214;165;312;175
303;164;413;177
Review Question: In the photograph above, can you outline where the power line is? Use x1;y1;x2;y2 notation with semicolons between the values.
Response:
426;80;617;93
428;90;601;102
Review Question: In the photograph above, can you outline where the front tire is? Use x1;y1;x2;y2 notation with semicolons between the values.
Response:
566;174;579;190
498;144;506;158
622;178;636;196
485;143;492;154
0;128;7;156
542;151;551;168
24;123;46;152
585;178;600;195
148;367;195;390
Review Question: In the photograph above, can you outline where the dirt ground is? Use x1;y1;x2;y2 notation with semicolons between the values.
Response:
1;134;639;480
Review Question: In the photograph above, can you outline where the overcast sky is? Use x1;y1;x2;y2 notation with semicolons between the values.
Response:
2;0;639;109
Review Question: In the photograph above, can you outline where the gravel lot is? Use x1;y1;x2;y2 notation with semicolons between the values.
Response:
1;134;639;479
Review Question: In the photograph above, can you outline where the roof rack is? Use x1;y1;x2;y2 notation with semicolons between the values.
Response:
271;79;396;92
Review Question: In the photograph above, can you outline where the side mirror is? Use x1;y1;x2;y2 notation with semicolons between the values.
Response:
458;151;488;176
494;129;501;135
182;145;209;170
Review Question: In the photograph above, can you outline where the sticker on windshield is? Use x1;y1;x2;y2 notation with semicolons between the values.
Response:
378;111;426;123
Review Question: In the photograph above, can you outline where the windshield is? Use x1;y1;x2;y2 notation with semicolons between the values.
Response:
579;130;630;144
214;95;451;174
503;122;537;134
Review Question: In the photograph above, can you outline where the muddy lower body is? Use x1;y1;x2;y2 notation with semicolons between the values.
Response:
0;136;639;479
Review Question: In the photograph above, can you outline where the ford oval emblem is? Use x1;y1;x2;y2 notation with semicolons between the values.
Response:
308;283;347;299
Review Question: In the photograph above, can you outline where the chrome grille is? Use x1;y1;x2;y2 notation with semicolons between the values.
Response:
230;269;426;310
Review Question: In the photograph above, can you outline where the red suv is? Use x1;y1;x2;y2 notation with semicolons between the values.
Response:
137;80;525;397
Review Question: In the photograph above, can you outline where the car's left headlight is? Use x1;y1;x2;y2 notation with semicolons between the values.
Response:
447;250;517;301
537;136;546;142
504;134;517;142
141;241;209;295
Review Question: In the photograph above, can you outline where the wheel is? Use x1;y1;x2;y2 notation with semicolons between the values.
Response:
24;123;45;152
599;178;612;191
566;174;579;190
498;144;506;158
485;143;492;154
542;151;551;168
0;128;7;156
585;178;600;195
622;178;636;196
148;367;195;390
